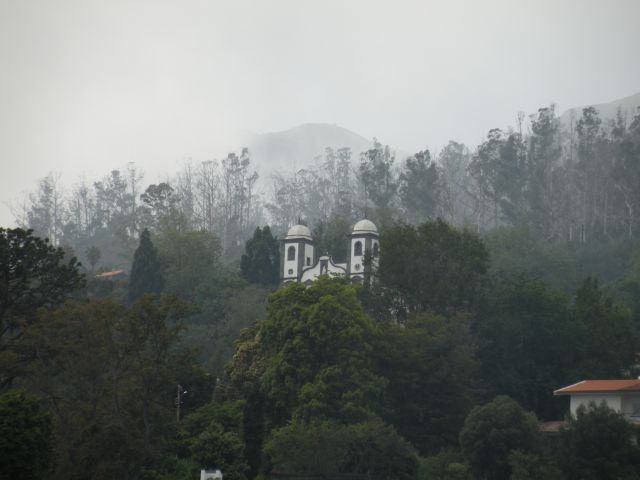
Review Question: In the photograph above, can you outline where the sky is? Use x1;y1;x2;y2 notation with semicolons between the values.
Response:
1;0;639;226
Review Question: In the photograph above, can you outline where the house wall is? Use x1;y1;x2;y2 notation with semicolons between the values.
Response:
620;394;640;418
570;394;622;415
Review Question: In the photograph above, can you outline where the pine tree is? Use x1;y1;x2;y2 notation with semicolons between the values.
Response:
128;229;164;303
240;226;280;285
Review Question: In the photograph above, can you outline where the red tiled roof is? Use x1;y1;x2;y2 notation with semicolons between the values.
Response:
554;380;640;395
95;269;125;279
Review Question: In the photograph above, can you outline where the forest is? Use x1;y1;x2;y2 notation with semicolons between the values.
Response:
2;103;640;480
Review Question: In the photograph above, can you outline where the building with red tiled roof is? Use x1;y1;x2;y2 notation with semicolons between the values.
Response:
554;379;640;421
95;269;126;279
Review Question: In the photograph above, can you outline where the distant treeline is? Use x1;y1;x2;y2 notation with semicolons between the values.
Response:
12;103;640;271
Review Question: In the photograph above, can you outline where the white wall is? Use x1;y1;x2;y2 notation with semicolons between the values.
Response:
350;238;364;274
284;243;298;278
304;243;314;267
300;255;347;283
570;394;622;416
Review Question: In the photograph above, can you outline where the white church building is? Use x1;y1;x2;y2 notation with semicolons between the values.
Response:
280;219;379;285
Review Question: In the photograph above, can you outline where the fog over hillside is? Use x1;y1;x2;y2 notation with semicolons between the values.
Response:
2;1;640;227
237;123;375;177
560;91;640;126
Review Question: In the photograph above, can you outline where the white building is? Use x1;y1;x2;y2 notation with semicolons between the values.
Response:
554;379;640;421
280;219;380;285
200;468;223;480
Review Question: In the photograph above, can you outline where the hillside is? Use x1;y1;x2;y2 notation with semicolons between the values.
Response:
560;91;640;125
237;123;375;179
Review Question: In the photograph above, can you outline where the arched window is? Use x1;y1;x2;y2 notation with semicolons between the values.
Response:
287;245;296;261
373;243;379;257
354;241;363;256
306;257;311;266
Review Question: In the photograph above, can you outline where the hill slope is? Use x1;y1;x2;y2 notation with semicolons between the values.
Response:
560;91;640;124
237;123;375;179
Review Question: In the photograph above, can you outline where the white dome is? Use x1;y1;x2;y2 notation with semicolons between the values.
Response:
352;219;378;234
286;224;312;240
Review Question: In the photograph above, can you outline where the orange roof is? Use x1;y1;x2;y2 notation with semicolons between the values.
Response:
95;269;125;279
554;380;640;395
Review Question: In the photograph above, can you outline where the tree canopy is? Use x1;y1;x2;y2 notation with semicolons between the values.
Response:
128;228;164;303
0;228;84;387
240;226;280;285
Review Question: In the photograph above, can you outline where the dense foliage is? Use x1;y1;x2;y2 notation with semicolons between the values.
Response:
0;228;84;388
5;102;640;478
0;389;53;480
240;226;280;285
128;228;164;303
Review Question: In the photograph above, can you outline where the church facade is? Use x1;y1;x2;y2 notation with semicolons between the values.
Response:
280;219;379;285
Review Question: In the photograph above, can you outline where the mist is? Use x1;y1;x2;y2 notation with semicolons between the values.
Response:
2;0;640;226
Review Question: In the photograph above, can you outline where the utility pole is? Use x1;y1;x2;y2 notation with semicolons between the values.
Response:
176;384;182;422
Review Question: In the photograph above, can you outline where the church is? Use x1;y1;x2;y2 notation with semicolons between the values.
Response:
280;219;379;285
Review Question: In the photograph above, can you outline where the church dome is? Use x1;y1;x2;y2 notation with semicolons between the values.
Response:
352;219;378;234
286;224;312;240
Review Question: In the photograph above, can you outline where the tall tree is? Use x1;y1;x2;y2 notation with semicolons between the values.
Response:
128;229;164;303
140;182;182;233
377;312;478;454
526;106;562;239
359;139;397;210
240;226;280;285
376;220;489;316
574;277;636;379
311;215;351;263
459;395;541;480
85;245;101;272
0;228;84;388
559;403;640;480
398;150;440;224
476;278;582;420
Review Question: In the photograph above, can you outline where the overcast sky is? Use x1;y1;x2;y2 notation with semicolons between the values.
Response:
1;0;639;226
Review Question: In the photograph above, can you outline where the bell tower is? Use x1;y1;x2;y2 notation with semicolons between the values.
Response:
347;219;379;283
281;224;314;284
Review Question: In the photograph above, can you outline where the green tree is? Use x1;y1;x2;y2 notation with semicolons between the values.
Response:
128;228;164;303
359;139;397;209
265;418;418;480
312;215;351;263
377;220;489;316
85;245;101;272
612;110;640;238
574;277;636;378
459;395;541;480
526;106;562;238
0;389;53;480
378;312;478;454
508;450;562;480
156;229;223;301
419;449;472;480
240;226;280;285
25;296;200;479
476;278;583;420
398;150;439;224
180;403;249;480
469;129;527;227
558;402;640;480
259;277;386;425
140;182;183;232
0;228;84;387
